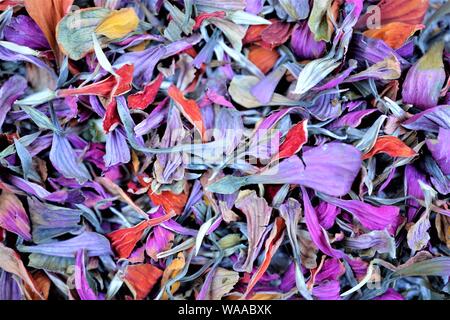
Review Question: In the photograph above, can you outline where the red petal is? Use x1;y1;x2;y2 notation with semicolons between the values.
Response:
244;217;286;298
127;74;164;110
0;0;23;10
107;221;149;259
123;264;163;300
167;85;206;142
273;120;308;162
107;213;174;259
183;46;198;58
113;64;134;96
260;20;292;49
57;64;134;98
193;11;226;30
362;136;417;160
103;98;120;133
243;24;269;44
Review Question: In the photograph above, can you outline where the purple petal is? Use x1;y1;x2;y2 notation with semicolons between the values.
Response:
245;0;264;14
405;165;427;222
104;129;131;168
0;270;23;300
402;42;445;110
28;197;82;244
253;143;362;197
18;231;112;258
0;75;28;130
346;230;396;258
4;15;50;50
134;98;169;136
328;109;377;130
0;46;56;79
402;105;450;133
426;128;450;175
50;133;91;184
290;21;326;60
250;65;286;105
350;34;409;68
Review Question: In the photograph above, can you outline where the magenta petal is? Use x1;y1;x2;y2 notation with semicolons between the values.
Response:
312;280;341;300
314;258;345;283
373;288;404;300
145;208;174;260
0;191;31;241
321;196;401;235
302;187;346;259
75;250;98;300
315;201;340;230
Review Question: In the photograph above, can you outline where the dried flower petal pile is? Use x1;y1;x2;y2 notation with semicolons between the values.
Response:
0;0;449;301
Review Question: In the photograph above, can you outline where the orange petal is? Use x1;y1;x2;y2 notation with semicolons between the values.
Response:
248;45;280;74
362;136;417;160
167;85;206;142
24;271;51;300
24;0;73;63
357;0;429;28
363;22;424;49
123;264;163;300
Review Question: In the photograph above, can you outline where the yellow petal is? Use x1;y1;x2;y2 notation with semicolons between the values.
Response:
128;40;148;52
95;8;139;39
160;252;185;300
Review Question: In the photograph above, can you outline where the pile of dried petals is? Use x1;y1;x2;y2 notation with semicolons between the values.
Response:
0;0;449;301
